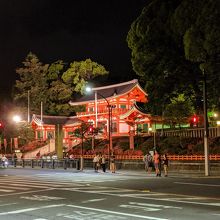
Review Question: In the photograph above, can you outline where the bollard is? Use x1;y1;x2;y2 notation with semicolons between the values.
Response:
31;159;34;168
76;159;80;170
41;159;44;168
52;160;55;169
63;159;67;170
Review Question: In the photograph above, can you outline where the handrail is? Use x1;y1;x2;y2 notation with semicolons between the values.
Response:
73;154;220;161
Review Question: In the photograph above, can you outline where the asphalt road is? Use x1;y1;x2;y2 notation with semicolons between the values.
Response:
0;167;220;220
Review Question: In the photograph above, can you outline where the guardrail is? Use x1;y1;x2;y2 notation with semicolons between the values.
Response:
156;127;220;138
1;159;81;170
75;154;220;161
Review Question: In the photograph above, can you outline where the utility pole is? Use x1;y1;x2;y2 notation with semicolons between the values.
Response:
203;69;210;176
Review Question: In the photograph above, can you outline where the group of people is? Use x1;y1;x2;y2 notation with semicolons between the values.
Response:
143;151;168;177
93;153;116;173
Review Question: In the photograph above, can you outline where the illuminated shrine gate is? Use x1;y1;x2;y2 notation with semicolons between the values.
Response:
31;79;152;151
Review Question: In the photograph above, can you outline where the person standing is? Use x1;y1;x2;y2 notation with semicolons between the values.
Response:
110;153;116;173
13;153;17;167
2;155;8;168
93;153;100;172
143;152;153;173
153;151;160;176
100;154;106;172
162;153;169;177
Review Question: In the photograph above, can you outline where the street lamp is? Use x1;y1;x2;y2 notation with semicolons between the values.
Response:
13;115;22;123
203;69;209;176
86;87;113;164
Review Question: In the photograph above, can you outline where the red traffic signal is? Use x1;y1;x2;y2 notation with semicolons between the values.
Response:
88;125;94;134
191;115;199;127
193;116;198;123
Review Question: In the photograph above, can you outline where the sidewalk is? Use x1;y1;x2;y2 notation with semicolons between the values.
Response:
3;165;220;178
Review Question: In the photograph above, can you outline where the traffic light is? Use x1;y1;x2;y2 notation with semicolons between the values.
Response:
88;125;94;135
0;122;4;134
191;115;199;127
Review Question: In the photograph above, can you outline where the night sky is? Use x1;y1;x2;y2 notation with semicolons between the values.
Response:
0;0;147;100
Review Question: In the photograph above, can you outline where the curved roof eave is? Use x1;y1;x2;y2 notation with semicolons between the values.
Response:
119;105;150;120
69;82;148;106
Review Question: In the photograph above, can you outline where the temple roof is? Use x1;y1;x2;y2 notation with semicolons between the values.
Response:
120;103;151;121
31;114;82;126
70;79;148;106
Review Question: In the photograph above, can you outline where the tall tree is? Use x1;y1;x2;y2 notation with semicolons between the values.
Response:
182;0;220;110
127;0;220;114
62;59;109;94
163;94;195;128
14;52;49;115
46;60;75;116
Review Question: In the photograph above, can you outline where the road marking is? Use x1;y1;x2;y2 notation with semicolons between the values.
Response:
129;202;182;209
67;204;169;220
9;183;51;188
174;182;220;187
120;204;160;212
0;185;30;190
0;204;65;215
0;188;54;197
82;198;106;203
0;203;17;207
0;189;14;192
20;195;65;201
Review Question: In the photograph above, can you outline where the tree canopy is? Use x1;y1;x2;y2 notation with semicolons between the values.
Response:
13;53;109;116
127;0;220;115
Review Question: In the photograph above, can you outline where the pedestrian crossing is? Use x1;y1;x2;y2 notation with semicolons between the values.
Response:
0;173;137;196
0;174;220;207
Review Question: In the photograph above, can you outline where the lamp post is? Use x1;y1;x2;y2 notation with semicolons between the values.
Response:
203;69;209;176
86;87;113;165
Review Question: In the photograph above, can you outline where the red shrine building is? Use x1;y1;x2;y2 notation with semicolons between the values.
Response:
31;79;151;150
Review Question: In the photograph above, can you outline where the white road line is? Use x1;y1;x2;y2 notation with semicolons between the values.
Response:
67;204;169;220
0;179;72;185
0;204;65;216
0;185;30;190
82;198;106;203
0;203;17;207
9;183;51;188
174;182;220;187
0;189;14;192
0;188;54;197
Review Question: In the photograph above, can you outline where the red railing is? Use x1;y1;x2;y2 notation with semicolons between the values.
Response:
75;154;220;161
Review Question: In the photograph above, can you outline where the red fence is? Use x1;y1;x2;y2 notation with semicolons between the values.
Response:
79;154;220;161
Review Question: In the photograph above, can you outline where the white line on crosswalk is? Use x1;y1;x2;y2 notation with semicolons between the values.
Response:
0;189;14;192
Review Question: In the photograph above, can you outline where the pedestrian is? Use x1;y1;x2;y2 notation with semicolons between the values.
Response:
143;152;153;173
153;151;160;177
13;153;17;167
2;155;8;168
36;151;41;159
110;153;116;173
100;154;106;172
93;153;100;172
162;153;169;177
